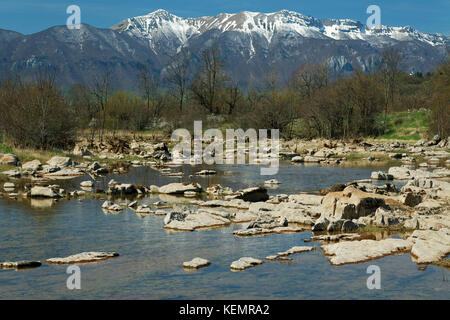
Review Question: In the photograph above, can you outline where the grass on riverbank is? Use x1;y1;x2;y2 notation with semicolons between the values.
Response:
376;111;429;141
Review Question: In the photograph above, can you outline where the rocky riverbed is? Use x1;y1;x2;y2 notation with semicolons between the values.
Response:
0;136;449;299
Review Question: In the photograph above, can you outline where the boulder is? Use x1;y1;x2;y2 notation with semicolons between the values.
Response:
72;145;92;156
206;184;233;195
327;219;344;232
230;257;263;271
136;205;153;214
400;192;422;207
341;220;359;232
183;257;211;269
22;159;42;171
0;153;19;165
312;217;330;231
370;171;393;180
108;183;138;195
374;207;400;227
246;213;288;230
408;228;450;263
80;181;94;188
158;182;202;195
226;186;269;202
30;186;61;198
320;187;386;220
291;156;304;163
3;182;15;189
47;156;72;168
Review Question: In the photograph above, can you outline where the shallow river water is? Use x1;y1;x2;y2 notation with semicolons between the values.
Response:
0;162;448;299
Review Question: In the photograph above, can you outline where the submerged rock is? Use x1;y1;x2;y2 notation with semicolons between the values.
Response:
230;257;263;271
46;252;119;264
183;257;211;269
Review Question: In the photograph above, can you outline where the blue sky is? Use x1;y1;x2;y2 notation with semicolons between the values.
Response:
1;0;449;35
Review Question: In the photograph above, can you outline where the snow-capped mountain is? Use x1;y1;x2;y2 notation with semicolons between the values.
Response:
113;9;448;50
0;9;448;88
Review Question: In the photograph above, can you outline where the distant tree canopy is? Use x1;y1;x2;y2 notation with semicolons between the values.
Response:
0;49;448;149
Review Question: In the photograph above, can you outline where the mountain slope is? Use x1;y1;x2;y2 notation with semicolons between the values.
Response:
0;9;448;88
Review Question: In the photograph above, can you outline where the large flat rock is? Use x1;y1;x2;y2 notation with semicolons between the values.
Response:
322;238;412;266
46;252;119;264
230;257;263;271
408;228;450;263
164;209;230;231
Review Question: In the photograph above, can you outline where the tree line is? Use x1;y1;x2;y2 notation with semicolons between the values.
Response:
0;46;448;150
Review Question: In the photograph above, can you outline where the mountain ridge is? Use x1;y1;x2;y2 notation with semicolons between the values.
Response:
0;9;448;89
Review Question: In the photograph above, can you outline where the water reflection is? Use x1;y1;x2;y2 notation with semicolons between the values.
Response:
0;162;447;299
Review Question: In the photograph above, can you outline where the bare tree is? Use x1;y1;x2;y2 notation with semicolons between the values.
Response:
139;64;162;128
224;82;242;115
291;62;328;98
379;48;402;126
191;45;228;114
91;68;111;142
166;48;191;112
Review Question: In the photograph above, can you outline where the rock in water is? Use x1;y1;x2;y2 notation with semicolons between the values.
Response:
80;181;94;188
0;261;41;269
158;182;202;194
46;156;72;168
22;159;42;171
183;257;211;269
322;238;412;265
226;186;269;202
408;228;450;263
276;246;313;257
30;186;61;198
46;252;119;264
0;153;19;165
230;257;264;271
164;209;230;231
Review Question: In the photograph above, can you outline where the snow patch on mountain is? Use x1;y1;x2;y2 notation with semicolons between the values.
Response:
112;9;448;50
